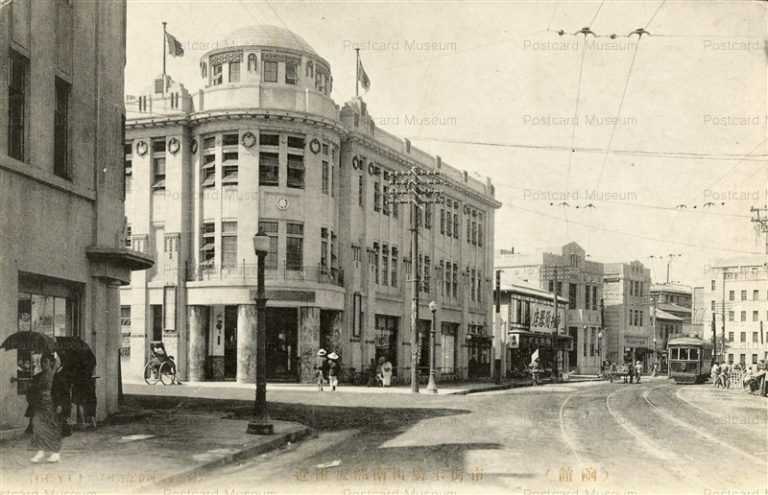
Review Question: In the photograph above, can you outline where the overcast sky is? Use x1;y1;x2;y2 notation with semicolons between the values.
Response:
126;0;768;286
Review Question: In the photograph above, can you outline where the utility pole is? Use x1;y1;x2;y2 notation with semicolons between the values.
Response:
388;167;442;393
750;206;768;254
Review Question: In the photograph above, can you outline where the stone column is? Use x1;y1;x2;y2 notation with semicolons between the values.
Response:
237;304;257;383
298;307;320;383
187;306;208;382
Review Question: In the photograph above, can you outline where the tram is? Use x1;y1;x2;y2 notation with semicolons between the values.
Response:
667;336;713;384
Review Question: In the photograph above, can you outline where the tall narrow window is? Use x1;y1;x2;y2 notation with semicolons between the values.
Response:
229;60;240;83
211;63;223;86
263;61;278;82
320;227;328;271
221;221;237;267
424;205;431;229
391;247;398;288
285;59;298;85
286;223;304;270
222;133;239;186
569;283;577;310
478;214;484;246
452;263;458;298
54;77;71;178
373;243;380;284
259;221;278;269
247;54;257;72
322;161;329;194
373;182;381;212
8;50;28;161
423;256;431;293
200;222;215;266
453;210;459;239
358;175;364;207
151;138;166;190
259;152;279;186
440;209;446;234
124;142;133;195
444;260;451;296
381;245;389;286
382;185;390;216
287;154;305;188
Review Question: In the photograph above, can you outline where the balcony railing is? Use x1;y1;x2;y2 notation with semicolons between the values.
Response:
180;261;343;286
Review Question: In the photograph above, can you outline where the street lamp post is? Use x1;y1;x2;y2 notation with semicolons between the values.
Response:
427;301;438;393
247;229;273;435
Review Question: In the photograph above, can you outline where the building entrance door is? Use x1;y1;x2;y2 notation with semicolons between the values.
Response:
266;308;298;381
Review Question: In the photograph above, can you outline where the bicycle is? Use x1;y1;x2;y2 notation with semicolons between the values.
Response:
144;341;178;385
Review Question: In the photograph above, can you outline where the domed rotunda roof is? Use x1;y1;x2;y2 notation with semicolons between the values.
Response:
221;25;317;55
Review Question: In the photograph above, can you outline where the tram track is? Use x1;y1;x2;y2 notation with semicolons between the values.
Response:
643;385;767;467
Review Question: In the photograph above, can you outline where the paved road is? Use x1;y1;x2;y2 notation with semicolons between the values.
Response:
151;379;767;495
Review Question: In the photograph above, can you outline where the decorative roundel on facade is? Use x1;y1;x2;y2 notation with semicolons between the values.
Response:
309;138;321;154
136;141;148;156
242;131;257;148
168;137;180;155
276;197;289;210
191;139;198;154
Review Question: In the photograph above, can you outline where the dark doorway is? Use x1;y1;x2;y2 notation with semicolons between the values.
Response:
467;339;491;378
568;326;578;371
418;319;431;372
266;308;298;381
224;305;238;380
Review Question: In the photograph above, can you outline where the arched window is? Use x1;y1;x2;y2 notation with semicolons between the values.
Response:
200;61;207;79
306;61;314;78
248;54;257;72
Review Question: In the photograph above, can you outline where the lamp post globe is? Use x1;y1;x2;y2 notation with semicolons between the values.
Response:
253;229;270;257
426;301;438;393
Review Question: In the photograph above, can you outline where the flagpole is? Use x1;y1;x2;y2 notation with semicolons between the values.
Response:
162;22;167;95
355;47;359;98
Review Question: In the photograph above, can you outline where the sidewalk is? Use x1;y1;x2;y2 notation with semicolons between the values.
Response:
125;378;537;396
0;408;311;494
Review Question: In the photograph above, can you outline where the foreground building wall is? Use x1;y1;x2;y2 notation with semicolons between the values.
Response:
121;25;500;384
0;0;152;429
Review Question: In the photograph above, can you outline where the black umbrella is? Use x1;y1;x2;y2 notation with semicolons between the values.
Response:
1;331;57;353
55;336;96;378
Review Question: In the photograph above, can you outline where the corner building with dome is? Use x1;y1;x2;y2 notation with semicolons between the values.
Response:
121;25;501;384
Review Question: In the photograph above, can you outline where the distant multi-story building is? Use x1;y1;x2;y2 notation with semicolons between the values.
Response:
121;25;500;384
603;261;653;371
0;0;152;429
701;257;768;367
496;242;603;374
493;281;567;377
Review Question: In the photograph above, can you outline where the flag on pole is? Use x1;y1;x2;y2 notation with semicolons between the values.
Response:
166;31;184;57
357;57;371;92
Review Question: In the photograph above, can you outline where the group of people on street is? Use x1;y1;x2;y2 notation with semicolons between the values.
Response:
314;349;341;391
25;351;96;463
604;360;644;384
712;360;768;396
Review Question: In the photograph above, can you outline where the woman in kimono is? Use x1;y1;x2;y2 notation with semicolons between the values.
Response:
28;353;63;463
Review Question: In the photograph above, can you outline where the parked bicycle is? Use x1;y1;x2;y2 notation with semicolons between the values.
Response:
144;341;178;385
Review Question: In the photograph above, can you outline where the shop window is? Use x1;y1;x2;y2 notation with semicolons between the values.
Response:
374;315;399;367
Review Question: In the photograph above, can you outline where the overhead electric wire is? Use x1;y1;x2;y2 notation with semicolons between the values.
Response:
505;202;762;256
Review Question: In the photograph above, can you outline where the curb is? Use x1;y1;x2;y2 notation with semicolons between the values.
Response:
137;424;314;493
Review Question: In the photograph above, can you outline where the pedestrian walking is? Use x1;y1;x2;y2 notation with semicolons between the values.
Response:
28;353;63;463
379;356;393;387
711;361;720;388
634;361;643;384
609;362;617;383
627;361;635;384
315;349;328;391
327;352;340;391
720;362;730;389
